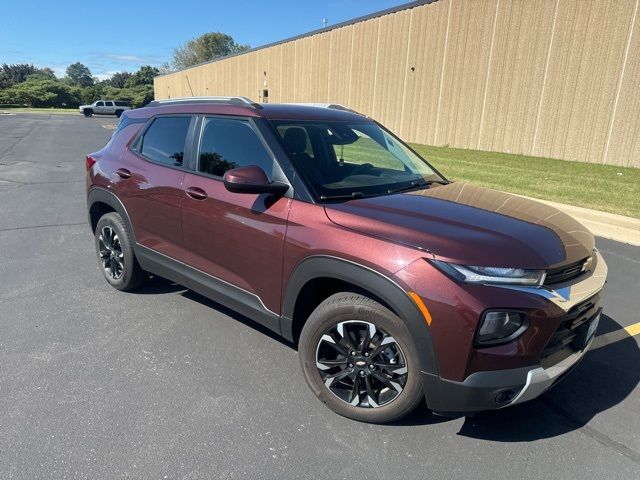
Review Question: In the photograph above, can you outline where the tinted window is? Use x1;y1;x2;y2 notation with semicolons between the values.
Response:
140;116;191;167
115;101;129;106
198;117;273;177
105;101;114;106
96;101;104;107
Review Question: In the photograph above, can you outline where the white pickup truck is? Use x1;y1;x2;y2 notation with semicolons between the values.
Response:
79;100;132;118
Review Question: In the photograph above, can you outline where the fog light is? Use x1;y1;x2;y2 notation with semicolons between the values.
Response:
476;310;528;346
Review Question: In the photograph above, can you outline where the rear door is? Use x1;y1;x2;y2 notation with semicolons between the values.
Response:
104;101;115;114
181;115;291;316
116;115;195;262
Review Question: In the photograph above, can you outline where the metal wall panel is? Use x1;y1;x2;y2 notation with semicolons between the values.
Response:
402;0;451;146
371;10;411;133
347;17;380;114
605;0;640;167
533;0;636;162
478;0;556;155
154;0;640;167
327;25;354;106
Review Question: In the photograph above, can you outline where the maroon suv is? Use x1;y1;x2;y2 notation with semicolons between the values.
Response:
86;97;607;423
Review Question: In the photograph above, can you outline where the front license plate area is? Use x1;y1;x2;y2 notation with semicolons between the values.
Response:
576;309;601;350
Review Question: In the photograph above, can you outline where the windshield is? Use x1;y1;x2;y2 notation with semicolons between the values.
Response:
271;120;446;200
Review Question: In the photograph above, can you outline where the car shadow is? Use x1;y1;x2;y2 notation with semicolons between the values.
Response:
131;277;639;437
180;289;297;349
131;275;187;295
454;313;640;441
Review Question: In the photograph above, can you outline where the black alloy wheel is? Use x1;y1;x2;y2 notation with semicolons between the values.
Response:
299;292;423;423
98;225;124;280
315;320;408;408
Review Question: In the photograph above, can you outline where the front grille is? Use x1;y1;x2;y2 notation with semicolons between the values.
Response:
544;257;589;285
540;294;600;368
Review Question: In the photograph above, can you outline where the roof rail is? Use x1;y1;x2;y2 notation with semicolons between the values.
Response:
146;96;263;109
284;103;357;113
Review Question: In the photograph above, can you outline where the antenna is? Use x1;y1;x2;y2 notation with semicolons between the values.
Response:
322;18;327;28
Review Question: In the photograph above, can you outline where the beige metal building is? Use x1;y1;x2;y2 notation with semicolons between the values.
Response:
154;0;640;168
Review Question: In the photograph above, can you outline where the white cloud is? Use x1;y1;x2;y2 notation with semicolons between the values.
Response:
94;71;120;81
106;54;147;63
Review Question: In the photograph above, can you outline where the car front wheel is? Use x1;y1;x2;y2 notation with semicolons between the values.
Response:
299;292;424;423
83;108;93;117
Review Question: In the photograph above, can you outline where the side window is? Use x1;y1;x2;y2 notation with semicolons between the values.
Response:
140;116;191;167
105;101;114;107
96;101;104;107
198;117;273;177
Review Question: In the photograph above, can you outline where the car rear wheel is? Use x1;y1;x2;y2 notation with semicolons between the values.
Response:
115;109;123;118
299;292;424;423
83;108;93;117
94;212;145;291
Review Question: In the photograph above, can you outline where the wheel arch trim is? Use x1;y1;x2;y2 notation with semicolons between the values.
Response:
87;187;136;243
281;255;439;376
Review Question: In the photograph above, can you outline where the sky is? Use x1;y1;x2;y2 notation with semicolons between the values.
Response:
0;0;409;80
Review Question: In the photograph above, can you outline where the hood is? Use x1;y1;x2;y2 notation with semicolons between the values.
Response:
323;183;594;269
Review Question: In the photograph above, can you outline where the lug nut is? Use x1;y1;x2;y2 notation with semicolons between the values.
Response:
348;363;353;368
364;352;369;357
369;364;375;370
359;371;366;377
350;351;356;356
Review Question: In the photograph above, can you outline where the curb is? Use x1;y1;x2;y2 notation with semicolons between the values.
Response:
526;197;640;247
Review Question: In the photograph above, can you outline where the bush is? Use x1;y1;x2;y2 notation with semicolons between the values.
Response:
0;77;81;107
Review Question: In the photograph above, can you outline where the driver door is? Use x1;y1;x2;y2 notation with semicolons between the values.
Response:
181;116;291;319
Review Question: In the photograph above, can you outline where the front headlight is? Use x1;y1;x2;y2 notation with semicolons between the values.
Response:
432;260;546;286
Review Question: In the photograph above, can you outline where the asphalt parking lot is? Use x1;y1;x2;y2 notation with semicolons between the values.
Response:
0;113;639;479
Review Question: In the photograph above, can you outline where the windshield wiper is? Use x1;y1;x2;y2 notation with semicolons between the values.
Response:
320;192;365;201
387;179;448;195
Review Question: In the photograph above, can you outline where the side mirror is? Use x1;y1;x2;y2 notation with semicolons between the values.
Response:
223;165;289;196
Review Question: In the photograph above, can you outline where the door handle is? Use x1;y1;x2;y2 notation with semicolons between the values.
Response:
185;186;207;200
116;168;132;179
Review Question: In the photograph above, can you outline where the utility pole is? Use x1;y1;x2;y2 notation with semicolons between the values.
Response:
322;18;327;28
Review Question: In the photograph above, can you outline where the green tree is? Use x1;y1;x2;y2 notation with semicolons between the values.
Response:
172;32;249;70
0;63;49;89
26;68;57;83
124;65;159;87
66;62;94;87
106;71;132;88
78;84;104;105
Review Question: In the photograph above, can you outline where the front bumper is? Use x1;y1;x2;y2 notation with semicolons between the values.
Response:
422;335;592;413
420;250;607;414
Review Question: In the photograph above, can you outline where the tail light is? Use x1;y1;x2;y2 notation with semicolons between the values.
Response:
86;154;98;171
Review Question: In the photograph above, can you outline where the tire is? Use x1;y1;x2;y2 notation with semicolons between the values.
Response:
94;212;145;291
299;292;424;423
115;109;123;118
83;108;93;117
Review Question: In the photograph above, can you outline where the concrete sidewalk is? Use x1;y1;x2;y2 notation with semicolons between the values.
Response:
530;197;640;246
